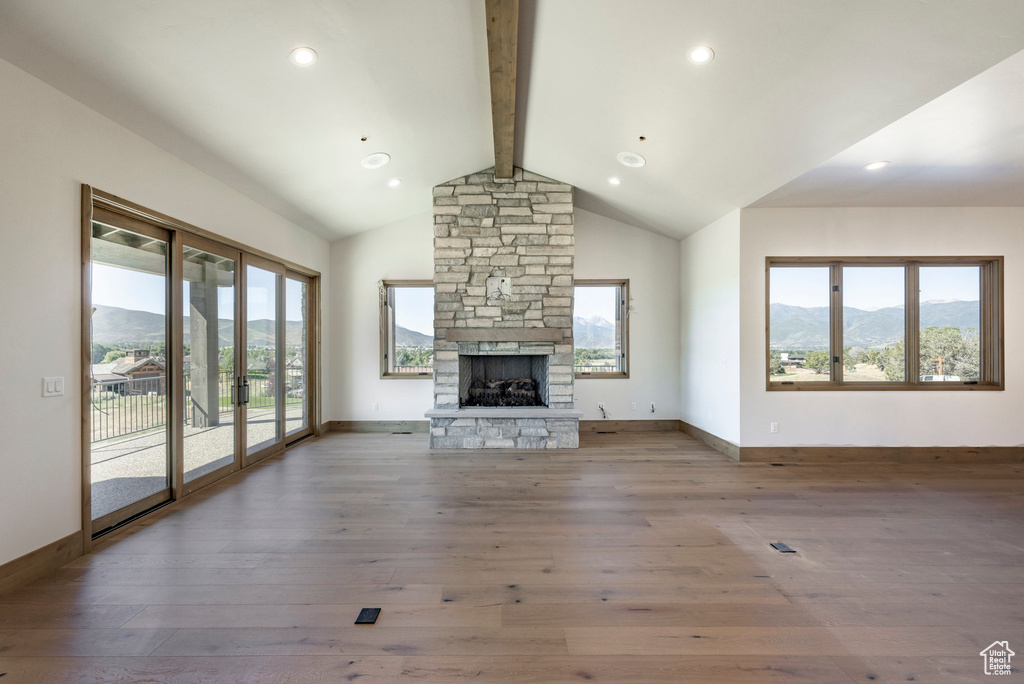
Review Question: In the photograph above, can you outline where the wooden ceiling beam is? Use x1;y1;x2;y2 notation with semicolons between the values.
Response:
484;0;518;179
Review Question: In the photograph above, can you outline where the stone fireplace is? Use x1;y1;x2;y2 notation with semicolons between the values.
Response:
425;167;581;449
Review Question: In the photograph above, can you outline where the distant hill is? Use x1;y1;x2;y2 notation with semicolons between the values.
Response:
769;300;980;350
395;325;433;347
574;315;616;348
92;305;305;347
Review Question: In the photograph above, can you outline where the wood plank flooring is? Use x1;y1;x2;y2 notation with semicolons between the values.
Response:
1;431;1023;682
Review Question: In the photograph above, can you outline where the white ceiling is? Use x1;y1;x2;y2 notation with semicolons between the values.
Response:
751;49;1024;208
1;1;1023;241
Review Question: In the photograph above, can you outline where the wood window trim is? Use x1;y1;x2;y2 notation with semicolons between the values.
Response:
574;279;630;380
765;256;1004;392
82;185;322;552
379;280;434;380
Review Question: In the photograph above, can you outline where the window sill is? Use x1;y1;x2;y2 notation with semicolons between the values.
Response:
767;381;1003;391
381;372;433;380
575;372;629;380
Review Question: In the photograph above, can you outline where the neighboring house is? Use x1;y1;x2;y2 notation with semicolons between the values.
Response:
91;350;167;394
780;353;805;368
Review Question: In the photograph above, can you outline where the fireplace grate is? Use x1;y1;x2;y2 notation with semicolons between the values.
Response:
465;378;543;407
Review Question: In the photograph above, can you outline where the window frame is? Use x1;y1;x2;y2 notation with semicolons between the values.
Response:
574;279;630;380
379;279;434;379
765;257;1003;391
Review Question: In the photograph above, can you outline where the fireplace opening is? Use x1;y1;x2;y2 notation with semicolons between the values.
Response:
459;354;549;407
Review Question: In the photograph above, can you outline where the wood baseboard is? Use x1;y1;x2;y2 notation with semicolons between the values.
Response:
328;420;430;434
678;420;741;460
579;420;678;433
677;421;1024;463
741;445;1024;463
0;531;83;595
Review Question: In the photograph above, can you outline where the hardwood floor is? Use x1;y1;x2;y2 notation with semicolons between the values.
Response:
1;431;1022;682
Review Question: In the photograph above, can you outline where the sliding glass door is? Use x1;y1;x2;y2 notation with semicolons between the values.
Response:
182;236;241;488
286;274;312;439
89;219;172;532
85;188;319;540
243;257;285;463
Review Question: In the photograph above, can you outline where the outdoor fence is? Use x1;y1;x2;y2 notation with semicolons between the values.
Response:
394;365;432;373
90;370;301;442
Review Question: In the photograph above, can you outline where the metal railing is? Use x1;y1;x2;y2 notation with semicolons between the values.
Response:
183;370;235;427
90;376;169;442
91;369;304;442
393;365;432;373
574;364;621;373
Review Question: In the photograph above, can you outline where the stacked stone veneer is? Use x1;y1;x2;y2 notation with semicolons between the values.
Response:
428;167;579;449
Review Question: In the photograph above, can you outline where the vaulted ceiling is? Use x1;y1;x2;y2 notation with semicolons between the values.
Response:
2;1;1023;241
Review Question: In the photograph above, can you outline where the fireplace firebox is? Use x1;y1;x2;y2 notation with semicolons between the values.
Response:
459;354;549;407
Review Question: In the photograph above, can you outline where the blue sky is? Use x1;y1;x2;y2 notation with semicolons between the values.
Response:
771;266;980;309
393;284;618;336
93;263;306;322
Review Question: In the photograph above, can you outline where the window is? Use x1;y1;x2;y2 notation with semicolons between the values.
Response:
380;280;434;378
767;258;1002;390
574;280;629;378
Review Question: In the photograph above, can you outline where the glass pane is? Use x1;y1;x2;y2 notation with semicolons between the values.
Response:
842;267;906;382
573;285;622;373
246;265;281;454
183;247;236;482
389;286;434;374
89;223;169;521
919;266;981;382
769;267;831;382
285;277;308;435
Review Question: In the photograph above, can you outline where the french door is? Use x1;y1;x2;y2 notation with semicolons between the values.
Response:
85;190;317;538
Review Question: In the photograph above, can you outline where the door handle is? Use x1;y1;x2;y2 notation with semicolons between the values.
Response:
243;376;250;405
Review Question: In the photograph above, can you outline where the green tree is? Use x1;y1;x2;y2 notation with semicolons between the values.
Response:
769;350;785;375
842;347;858;372
91;343;112;364
920;326;979;381
804;350;830;375
102;349;126;364
882;341;906;381
219;347;235;372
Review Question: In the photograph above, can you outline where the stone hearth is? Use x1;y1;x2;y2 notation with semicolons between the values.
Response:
426;167;580;449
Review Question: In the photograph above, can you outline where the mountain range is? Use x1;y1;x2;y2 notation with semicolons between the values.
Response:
770;300;981;350
573;315;616;348
92;305;305;347
395;325;433;347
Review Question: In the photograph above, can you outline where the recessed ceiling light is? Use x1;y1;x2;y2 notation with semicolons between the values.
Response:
387;178;402;188
608;177;621;185
863;160;890;171
617;151;646;168
688;45;714;64
289;47;318;66
360;152;391;169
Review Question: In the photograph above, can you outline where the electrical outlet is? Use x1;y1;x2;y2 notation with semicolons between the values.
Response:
597;402;605;409
373;402;379;412
630;402;637;411
650;402;655;413
770;422;779;434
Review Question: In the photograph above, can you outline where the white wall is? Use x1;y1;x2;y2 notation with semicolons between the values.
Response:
679;211;742;444
0;59;330;567
574;209;681;421
329;213;435;421
739;207;1024;447
327;207;682;423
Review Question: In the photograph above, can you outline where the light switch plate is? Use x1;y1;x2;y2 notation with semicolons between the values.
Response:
43;377;64;397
